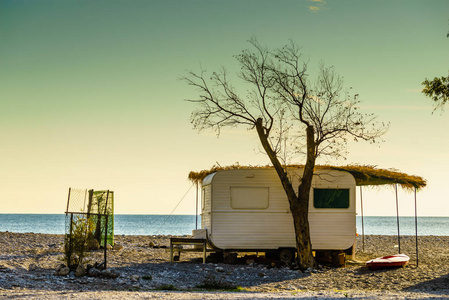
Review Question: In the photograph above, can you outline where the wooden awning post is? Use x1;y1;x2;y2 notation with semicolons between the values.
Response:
195;183;199;230
360;186;365;252
414;187;419;267
395;184;401;254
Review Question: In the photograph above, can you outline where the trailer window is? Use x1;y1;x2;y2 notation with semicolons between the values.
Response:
230;187;269;209
313;188;349;209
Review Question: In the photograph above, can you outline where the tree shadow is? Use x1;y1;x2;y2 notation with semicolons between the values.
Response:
403;273;449;295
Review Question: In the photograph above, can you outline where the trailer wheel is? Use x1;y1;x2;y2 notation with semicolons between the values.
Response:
278;248;295;263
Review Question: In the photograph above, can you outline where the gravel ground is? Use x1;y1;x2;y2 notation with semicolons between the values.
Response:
1;232;449;299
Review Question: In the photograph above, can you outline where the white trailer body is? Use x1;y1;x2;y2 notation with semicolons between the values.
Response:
199;168;356;251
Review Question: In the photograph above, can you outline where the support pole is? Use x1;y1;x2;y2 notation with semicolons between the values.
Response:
395;184;401;254
68;213;74;267
104;190;109;215
66;188;71;213
104;190;110;269
360;186;365;252
195;183;199;230
203;240;206;264
66;189;72;267
414;187;419;267
104;214;108;269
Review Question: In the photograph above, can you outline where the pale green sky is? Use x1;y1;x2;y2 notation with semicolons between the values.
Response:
1;0;448;216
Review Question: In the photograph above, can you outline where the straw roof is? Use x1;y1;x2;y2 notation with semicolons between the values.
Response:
188;164;426;190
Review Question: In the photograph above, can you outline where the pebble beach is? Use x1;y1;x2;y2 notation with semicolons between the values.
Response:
1;232;448;299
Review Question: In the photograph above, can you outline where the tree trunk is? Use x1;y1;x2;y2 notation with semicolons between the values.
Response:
294;125;317;269
289;200;315;268
255;118;315;269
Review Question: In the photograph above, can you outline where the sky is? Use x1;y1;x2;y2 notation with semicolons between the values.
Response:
1;0;448;217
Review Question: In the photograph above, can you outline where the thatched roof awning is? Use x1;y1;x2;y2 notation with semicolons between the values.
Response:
325;165;426;190
188;164;426;190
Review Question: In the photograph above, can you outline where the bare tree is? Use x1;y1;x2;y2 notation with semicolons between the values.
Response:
184;38;387;269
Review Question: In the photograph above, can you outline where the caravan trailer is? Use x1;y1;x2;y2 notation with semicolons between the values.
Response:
193;168;356;261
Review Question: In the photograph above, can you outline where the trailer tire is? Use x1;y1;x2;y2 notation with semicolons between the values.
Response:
278;248;295;263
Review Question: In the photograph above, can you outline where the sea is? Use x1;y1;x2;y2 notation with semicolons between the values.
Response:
0;214;448;236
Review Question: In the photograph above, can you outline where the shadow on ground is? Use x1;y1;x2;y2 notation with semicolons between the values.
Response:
403;273;449;295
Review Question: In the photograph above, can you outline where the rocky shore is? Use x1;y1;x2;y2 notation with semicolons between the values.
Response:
1;232;448;299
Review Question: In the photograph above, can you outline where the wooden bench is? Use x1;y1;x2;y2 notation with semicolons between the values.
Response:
169;237;208;263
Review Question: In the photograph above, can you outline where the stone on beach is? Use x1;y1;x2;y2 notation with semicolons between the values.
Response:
1;232;449;299
89;239;100;250
101;269;120;279
113;243;123;250
58;266;70;276
130;275;140;282
88;267;101;277
75;264;86;277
